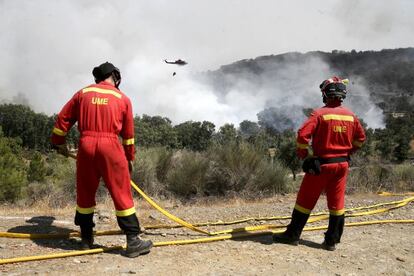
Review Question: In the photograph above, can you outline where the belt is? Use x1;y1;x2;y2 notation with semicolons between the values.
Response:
318;156;349;164
81;131;118;138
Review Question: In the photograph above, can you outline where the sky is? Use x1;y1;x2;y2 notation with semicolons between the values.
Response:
0;0;413;128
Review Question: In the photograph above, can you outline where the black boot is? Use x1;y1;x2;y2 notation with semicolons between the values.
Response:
80;226;94;250
74;211;95;250
117;214;142;235
323;214;345;251
273;209;310;246
117;213;153;257
125;235;153;258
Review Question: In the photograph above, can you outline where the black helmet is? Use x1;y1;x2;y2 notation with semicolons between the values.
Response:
319;76;348;102
92;62;121;88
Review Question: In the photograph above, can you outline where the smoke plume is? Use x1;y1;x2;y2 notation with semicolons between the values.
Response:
1;0;411;129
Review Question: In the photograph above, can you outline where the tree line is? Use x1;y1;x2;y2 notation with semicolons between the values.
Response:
1;103;412;161
0;103;413;203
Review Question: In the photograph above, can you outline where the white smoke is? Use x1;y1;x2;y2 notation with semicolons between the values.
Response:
0;0;410;128
123;58;262;127
201;54;385;129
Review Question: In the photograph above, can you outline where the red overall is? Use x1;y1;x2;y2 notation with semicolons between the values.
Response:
51;81;136;218
295;103;366;215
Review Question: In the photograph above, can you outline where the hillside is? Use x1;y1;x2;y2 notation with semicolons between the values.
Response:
201;48;414;113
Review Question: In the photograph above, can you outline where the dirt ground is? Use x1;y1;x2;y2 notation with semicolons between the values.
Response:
0;193;413;276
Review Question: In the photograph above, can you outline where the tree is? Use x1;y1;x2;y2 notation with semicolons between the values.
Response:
379;113;414;162
375;129;394;160
257;106;305;134
216;123;237;145
239;120;260;139
134;115;178;148
175;121;215;151
0;104;78;152
393;133;410;162
28;151;47;182
277;130;301;180
357;119;374;158
0;127;27;202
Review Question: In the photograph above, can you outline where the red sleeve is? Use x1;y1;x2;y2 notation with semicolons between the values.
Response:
350;116;366;154
120;96;135;161
296;111;319;159
51;92;79;145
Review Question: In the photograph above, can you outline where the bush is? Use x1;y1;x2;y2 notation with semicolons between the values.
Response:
347;163;389;193
24;153;77;207
166;150;209;197
131;147;173;197
390;163;414;191
252;160;291;195
27;151;47;182
207;142;262;192
206;142;290;196
347;162;414;193
0;134;27;202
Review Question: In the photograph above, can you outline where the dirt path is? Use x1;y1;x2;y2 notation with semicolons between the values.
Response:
0;194;413;275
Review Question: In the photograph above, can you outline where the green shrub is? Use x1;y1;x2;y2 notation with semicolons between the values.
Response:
27;151;47;182
155;148;174;183
131;147;173;197
207;142;262;192
166;150;209;197
252;160;291;194
26;153;77;207
206;142;290;196
0;134;27;202
347;163;390;193
390;163;414;191
347;162;414;193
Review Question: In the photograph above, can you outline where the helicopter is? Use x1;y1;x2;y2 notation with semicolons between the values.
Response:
164;59;188;66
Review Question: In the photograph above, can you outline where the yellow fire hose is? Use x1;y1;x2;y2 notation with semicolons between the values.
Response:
1;219;413;265
0;152;412;264
125;195;413;231
142;195;414;232
65;152;414;237
131;181;414;236
1;194;413;264
196;196;414;235
130;181;211;235
1;195;412;239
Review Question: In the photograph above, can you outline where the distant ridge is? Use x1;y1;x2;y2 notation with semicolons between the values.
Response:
201;48;414;112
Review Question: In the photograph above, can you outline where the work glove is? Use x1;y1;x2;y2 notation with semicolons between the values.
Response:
302;157;321;175
53;144;69;157
128;160;133;173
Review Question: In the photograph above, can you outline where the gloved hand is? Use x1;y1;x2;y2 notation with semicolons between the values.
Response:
53;144;69;157
128;160;133;173
302;157;321;175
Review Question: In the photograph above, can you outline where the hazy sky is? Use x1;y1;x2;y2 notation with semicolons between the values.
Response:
0;0;413;127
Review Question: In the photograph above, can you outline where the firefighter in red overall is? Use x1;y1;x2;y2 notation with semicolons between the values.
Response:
51;62;152;257
273;76;366;251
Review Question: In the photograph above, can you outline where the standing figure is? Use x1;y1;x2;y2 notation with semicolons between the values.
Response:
51;62;153;257
273;76;366;251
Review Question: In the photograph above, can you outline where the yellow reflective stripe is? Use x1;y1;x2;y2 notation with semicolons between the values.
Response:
297;143;309;149
76;205;95;214
329;209;345;216
116;207;136;217
122;138;135;146
294;204;312;214
82;87;122;99
352;140;363;147
52;127;67;136
322;114;354;122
